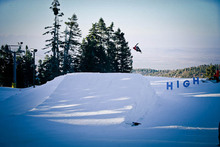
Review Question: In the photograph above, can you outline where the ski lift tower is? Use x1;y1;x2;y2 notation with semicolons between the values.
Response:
31;48;38;88
8;42;23;88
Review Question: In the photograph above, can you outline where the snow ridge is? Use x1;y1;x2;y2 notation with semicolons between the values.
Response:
25;73;158;125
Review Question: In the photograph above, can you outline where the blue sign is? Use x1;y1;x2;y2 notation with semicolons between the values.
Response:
167;77;199;90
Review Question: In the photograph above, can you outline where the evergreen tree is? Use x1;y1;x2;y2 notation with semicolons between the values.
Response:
78;18;133;73
206;64;216;79
89;19;108;72
114;28;133;72
36;59;45;85
0;45;35;88
96;18;108;72
0;45;13;87
62;14;81;74
43;0;64;78
24;46;34;87
16;46;34;87
79;38;98;72
37;55;54;85
106;22;117;72
79;22;106;72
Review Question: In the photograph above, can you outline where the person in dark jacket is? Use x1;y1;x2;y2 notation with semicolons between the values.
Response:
133;43;142;53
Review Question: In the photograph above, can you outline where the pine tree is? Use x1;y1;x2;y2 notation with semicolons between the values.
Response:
79;22;106;72
0;45;13;87
62;14;81;74
114;28;133;73
0;45;35;88
96;18;108;72
78;18;132;73
6;45;34;88
43;0;64;78
37;59;45;85
37;55;54;85
16;46;34;87
206;64;216;79
79;38;98;72
106;22;117;72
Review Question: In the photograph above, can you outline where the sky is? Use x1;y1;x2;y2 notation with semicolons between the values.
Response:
0;0;220;70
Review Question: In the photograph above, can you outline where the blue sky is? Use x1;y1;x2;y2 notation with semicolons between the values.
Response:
0;0;220;69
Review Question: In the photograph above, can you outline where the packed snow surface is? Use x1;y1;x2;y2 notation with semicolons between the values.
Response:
0;73;219;146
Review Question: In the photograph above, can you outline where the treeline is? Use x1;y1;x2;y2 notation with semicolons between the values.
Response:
133;64;219;78
0;45;35;87
38;0;132;85
0;0;132;88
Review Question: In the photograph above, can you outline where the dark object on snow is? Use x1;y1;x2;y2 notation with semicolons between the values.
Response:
133;43;142;53
218;122;220;146
201;80;207;83
132;122;141;126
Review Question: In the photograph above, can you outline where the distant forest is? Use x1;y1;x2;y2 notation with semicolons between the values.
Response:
132;64;219;78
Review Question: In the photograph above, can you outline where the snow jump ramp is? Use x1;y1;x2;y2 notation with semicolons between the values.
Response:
0;73;158;125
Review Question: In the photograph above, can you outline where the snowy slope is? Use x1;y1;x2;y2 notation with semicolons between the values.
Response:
0;75;65;115
0;73;219;147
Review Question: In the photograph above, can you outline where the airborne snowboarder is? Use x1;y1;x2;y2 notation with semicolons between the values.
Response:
133;43;142;53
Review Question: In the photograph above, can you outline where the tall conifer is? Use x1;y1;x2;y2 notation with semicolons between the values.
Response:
43;0;64;78
62;14;81;74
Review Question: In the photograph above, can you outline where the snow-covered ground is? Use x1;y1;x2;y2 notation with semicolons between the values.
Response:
0;73;219;146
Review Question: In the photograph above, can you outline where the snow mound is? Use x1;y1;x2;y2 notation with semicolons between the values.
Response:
1;74;220;146
0;73;158;125
0;75;65;115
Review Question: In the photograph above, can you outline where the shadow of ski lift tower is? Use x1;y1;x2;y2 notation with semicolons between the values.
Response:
8;42;24;88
